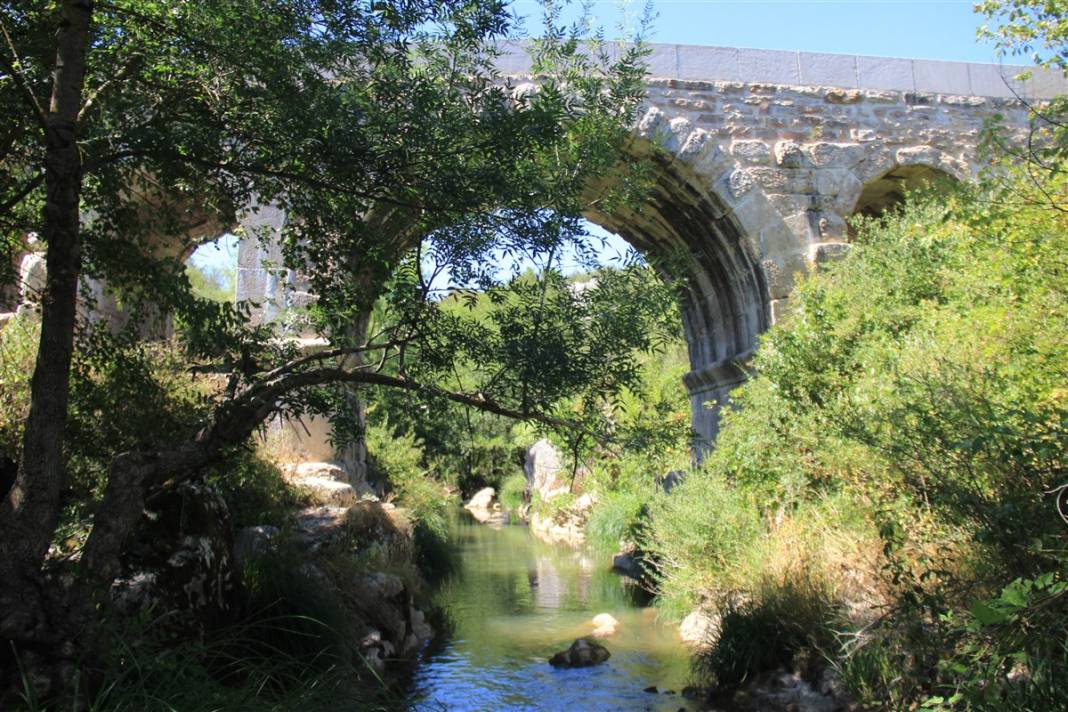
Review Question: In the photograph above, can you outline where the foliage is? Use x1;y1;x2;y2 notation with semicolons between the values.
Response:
203;449;303;530
584;488;647;553
186;262;235;304
497;472;528;512
644;157;1068;706
0;315;38;460
365;418;449;545
695;573;841;690
978;0;1068;71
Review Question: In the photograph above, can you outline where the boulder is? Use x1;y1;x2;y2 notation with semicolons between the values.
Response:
530;511;585;547
293;476;356;506
524;439;568;501
465;486;496;511
590;613;619;638
284;461;356;506
112;482;239;634
464;486;507;525
292;460;349;482
680;609;720;650
549;637;611;668
295;504;350;549
612;549;645;581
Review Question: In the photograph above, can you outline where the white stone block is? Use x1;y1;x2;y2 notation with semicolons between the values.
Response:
236;238;263;268
857;56;914;92
737;48;800;85
799;52;858;89
967;63;1026;98
912;59;971;95
677;45;739;82
1025;65;1068;100
645;44;678;78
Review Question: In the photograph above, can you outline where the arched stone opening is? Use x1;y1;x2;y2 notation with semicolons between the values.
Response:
852;164;957;220
587;141;769;449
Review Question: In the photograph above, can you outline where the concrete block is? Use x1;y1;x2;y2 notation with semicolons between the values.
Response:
1026;65;1068;100
799;52;858;88
857;55;914;92
645;44;678;78
677;45;739;82
913;59;971;95
737;48;800;85
967;62;1026;98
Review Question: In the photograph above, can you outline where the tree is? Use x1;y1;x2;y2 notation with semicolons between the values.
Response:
976;0;1067;199
0;0;662;698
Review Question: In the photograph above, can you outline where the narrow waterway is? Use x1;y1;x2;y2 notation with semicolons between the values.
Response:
407;510;697;711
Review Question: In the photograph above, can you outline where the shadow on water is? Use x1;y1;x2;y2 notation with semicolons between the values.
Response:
407;509;698;711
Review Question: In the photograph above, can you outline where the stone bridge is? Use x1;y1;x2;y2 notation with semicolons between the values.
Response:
235;44;1063;453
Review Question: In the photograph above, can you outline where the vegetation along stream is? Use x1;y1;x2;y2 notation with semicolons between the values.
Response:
407;510;695;711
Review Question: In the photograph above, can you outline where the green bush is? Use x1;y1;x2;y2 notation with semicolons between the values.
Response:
695;573;841;689
585;489;646;553
204;450;304;529
643;162;1068;706
365;419;449;544
0;315;38;461
497;472;528;512
644;471;763;613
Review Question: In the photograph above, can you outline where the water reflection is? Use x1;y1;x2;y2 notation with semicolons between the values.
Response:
408;510;696;711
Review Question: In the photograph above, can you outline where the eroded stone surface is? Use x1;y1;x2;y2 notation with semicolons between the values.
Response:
524;439;568;501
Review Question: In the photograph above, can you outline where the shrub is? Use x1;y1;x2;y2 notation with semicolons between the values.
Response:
695;571;841;689
0;315;37;461
645;165;1068;706
497;472;528;512
204;449;304;529
585;489;646;553
365;419;449;550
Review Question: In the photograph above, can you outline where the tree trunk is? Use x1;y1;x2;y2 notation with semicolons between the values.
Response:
0;0;92;656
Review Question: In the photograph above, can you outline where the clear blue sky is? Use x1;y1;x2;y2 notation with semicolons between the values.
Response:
515;0;1019;65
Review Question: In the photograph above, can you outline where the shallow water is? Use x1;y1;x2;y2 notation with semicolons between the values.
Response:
407;511;697;711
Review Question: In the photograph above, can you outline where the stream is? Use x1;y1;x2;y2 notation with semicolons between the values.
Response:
406;509;698;711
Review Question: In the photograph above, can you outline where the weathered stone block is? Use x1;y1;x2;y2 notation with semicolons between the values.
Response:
857;56;914;92
808;241;852;266
678;45;740;82
913;59;971;95
774;140;808;167
825;89;863;105
731;139;770;164
805;141;865;168
738;48;801;85
800;52;858;88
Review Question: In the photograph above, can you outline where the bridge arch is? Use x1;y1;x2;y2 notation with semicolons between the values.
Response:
583;110;802;446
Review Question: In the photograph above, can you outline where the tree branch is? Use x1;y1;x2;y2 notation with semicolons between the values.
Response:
78;52;143;123
0;17;48;131
0;171;44;216
79;362;580;591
